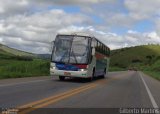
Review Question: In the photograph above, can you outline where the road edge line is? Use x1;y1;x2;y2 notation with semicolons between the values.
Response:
139;71;159;109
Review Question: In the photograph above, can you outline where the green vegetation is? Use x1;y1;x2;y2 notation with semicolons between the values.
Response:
110;44;160;80
0;44;49;79
0;59;50;79
144;71;160;80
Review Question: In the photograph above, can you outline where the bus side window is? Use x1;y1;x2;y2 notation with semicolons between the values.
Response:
108;48;110;56
103;45;105;54
105;47;107;56
107;48;110;56
98;43;101;53
102;44;104;54
106;48;108;56
95;40;98;51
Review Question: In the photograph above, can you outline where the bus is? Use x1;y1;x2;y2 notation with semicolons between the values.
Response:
50;33;110;81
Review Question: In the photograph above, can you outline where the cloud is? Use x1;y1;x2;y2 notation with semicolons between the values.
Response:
124;31;160;47
30;0;115;6
0;38;3;43
94;29;160;49
0;9;92;53
104;13;136;28
124;0;160;20
1;10;160;53
0;0;160;54
88;0;160;29
155;18;160;36
0;0;117;18
1;36;50;53
0;0;29;17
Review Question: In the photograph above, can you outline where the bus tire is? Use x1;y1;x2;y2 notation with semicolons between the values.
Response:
92;68;95;79
59;76;65;81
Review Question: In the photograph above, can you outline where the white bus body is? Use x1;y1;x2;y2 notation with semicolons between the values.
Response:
50;33;110;81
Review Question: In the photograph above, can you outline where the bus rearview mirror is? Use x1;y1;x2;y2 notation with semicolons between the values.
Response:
50;41;55;52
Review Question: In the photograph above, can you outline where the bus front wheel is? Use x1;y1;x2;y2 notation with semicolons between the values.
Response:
59;76;65;81
87;69;95;82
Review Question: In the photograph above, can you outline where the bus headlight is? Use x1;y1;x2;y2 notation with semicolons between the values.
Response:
53;66;56;70
50;66;57;70
79;69;87;71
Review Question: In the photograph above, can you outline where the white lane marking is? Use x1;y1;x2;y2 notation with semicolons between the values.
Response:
139;72;159;109
0;79;50;87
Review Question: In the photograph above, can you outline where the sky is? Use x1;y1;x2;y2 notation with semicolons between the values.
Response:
0;0;160;54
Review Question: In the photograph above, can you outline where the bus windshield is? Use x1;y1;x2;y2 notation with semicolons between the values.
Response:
52;35;89;64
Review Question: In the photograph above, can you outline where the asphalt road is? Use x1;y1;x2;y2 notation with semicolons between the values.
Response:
0;71;160;114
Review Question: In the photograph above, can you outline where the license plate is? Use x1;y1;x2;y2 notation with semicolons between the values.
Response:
64;72;71;76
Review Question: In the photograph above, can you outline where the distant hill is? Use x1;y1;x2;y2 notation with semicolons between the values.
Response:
110;44;160;70
0;43;52;60
0;44;36;57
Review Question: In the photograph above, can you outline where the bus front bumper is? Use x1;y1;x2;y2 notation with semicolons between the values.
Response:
50;69;90;78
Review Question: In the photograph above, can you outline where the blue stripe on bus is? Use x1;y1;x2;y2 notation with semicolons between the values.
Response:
56;63;79;71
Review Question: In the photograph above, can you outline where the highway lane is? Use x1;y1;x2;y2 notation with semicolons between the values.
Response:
0;71;159;112
49;71;154;108
0;72;119;107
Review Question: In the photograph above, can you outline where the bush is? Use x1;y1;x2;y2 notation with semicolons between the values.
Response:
132;59;142;63
146;55;152;60
0;59;50;79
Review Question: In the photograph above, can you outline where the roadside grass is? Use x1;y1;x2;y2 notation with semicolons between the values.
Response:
0;59;50;79
142;60;160;81
143;71;160;81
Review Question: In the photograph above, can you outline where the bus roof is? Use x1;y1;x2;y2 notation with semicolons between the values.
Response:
57;32;94;37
